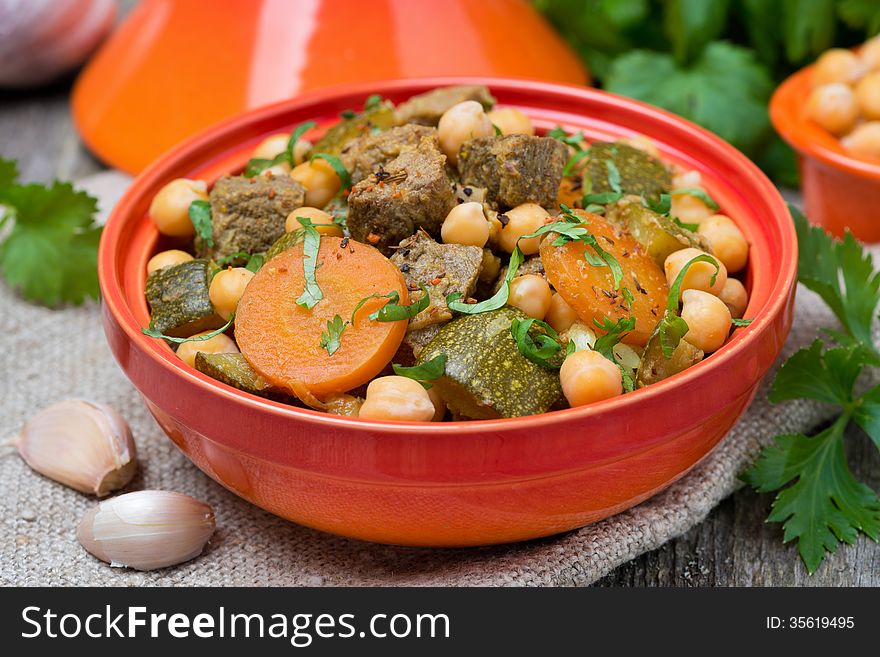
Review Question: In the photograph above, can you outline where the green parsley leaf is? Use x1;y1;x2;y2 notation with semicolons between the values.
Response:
605;159;622;194
663;0;730;65
393;354;448;389
447;247;525;314
741;417;880;574
583;191;622;206
295;218;323;309
730;317;752;327
352;284;430;323
188;200;214;248
245;253;265;273
243;158;273;177
605;42;773;154
319;314;349;356
592;315;636;358
287;120;316;162
563;149;591;176
853;384;880;450
641;192;672;215
769;340;867;406
143;314;235;344
838;0;880;35
792;205;880;360
364;94;383;110
666;254;719;313
673;217;700;232
310;153;352;193
340;109;357;120
0;176;102;306
492;123;503;136
546;125;586;149
655;253;719;358
670;187;720;211
510;318;566;369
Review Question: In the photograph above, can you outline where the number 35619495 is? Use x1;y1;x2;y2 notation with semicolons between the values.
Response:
766;617;854;629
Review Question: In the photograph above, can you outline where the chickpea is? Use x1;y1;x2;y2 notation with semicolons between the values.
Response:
697;214;749;273
486;209;503;244
358;376;436;422
487;108;534;136
290;158;341;208
670;188;715;225
148;178;208;237
545;293;578;333
718;278;749;319
438;100;493;166
806;83;859;135
209;267;255;320
292;138;313;166
813;48;865;86
620;135;660;158
146;249;193;274
862;37;880;71
672;169;701;189
441;202;490;247
285;206;343;237
176;331;238;368
427;386;446;422
841;121;880;159
681;289;732;354
499;203;550;254
855;72;880;120
252;133;289;160
508;274;552;319
260;164;291;177
664;247;728;297
559;349;623;407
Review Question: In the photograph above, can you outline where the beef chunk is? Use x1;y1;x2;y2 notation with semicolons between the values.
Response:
198;174;304;260
394;324;442;367
391;231;483;331
395;85;495;126
492;255;546;294
458;135;568;209
341;124;437;184
347;137;455;255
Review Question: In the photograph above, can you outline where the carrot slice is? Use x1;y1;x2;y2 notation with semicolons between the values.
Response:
235;237;409;396
539;209;668;346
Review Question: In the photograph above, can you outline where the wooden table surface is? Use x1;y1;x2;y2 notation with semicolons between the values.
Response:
2;78;878;587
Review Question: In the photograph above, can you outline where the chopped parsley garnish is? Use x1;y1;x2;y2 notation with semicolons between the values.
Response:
216;251;265;272
731;317;753;327
310;153;352;192
656;254;720;358
546;125;586;149
510;318;567;369
447;247;525;314
143;314;234;344
319;314;348;356
294;217;323;309
188;200;214;248
591;315;637;392
364;94;383;110
393;354;448;389
351;284;430;323
243;120;316;177
562;149;591;176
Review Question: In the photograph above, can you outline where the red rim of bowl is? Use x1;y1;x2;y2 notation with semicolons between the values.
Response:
770;63;880;180
99;75;797;437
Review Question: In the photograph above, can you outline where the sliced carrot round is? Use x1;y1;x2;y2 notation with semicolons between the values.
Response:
235;237;409;396
540;209;668;346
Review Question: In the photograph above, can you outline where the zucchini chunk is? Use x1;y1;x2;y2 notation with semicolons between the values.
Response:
313;100;397;155
194;352;292;401
417;307;564;419
635;321;704;387
584;142;671;198
145;259;224;338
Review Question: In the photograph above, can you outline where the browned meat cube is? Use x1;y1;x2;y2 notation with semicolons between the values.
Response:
198;174;304;260
458;135;568;209
347;137;455;255
395;85;495;126
340;124;437;184
394;324;442;367
391;231;483;330
492;255;546;294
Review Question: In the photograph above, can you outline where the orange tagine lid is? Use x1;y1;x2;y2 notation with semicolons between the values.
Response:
71;0;589;173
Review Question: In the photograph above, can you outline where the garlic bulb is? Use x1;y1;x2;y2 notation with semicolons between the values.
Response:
77;491;216;571
15;399;137;496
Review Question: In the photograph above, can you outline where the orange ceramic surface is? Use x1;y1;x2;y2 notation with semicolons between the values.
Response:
771;64;880;242
71;0;588;174
99;78;796;547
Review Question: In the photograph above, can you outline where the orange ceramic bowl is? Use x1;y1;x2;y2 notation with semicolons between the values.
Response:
771;63;880;242
99;78;796;547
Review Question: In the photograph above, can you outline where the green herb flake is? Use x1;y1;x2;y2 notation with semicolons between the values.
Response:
510;318;566;370
188;200;214;248
295;218;323;309
352;284;430;323
546;126;585;149
656;253;720;357
563;149;591;177
393;354;448;389
731;317;753;327
447;247;525;315
364;94;383;110
319;314;349;356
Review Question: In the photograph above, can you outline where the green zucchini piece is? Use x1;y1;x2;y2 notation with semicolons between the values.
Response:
194;352;293;402
313;101;397;156
635;323;704;387
264;229;304;262
145;259;224;338
605;196;706;267
417;307;564;419
584;142;671;198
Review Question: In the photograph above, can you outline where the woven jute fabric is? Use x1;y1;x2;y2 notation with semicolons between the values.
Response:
0;173;865;586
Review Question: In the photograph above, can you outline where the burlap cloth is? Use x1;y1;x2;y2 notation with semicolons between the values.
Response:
0;174;866;586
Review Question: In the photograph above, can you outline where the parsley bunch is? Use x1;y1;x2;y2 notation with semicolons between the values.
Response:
742;206;880;573
0;158;102;306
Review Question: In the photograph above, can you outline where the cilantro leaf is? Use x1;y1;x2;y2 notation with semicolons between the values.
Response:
352;285;430;323
546;125;585;149
448;247;525;314
319;314;348;356
730;317;752;327
393;354;448;389
769;340;867;406
0;179;102;306
605;42;773;154
853;384;880;450
510;318;565;369
310;153;352;193
670;187;720;211
287;120;316;162
793;205;880;359
295;218;323;309
741;417;880;574
592;315;636;358
188;200;214;248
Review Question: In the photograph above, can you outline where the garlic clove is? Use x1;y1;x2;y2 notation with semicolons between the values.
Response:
15;399;137;496
77;491;216;571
